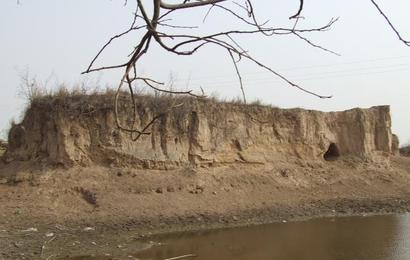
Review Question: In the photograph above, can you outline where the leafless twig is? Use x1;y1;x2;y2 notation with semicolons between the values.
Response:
370;0;410;46
41;235;56;259
163;254;197;260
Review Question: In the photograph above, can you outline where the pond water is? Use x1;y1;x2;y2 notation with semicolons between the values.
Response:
66;214;410;260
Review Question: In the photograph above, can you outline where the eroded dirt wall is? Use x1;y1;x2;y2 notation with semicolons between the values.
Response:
4;95;395;168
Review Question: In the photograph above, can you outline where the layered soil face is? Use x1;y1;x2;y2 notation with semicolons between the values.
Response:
4;95;396;168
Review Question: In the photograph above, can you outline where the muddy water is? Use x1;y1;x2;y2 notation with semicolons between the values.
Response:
65;214;410;260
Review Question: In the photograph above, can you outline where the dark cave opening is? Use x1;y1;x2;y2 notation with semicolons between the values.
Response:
324;143;340;161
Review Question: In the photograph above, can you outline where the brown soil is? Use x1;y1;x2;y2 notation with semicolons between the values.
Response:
1;156;410;259
0;140;6;157
400;145;410;156
5;94;395;169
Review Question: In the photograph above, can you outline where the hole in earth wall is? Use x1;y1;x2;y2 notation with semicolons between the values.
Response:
324;143;340;161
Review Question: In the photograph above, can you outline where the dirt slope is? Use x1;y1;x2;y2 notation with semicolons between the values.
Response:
1;156;410;259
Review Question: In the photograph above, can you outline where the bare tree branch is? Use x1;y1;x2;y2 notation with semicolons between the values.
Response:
289;0;304;19
82;0;409;140
370;0;410;46
160;0;226;10
228;50;246;103
292;32;341;56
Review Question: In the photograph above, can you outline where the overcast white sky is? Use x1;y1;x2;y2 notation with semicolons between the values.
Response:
1;1;410;144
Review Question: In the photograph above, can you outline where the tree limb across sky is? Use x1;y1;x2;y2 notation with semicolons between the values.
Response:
81;0;409;140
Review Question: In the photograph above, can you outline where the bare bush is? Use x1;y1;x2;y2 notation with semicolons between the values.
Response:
17;70;112;105
18;69;46;103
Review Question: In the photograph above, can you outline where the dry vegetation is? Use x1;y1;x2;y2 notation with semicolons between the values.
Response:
17;70;273;111
19;77;276;127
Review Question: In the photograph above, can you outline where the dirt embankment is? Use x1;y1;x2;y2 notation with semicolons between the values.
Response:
0;94;409;259
0;139;7;157
400;145;410;156
4;95;396;167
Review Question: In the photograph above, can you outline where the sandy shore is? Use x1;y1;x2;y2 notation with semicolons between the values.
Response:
1;156;410;259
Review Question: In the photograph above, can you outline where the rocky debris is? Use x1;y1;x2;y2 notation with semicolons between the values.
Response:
280;169;289;177
83;227;95;232
187;183;205;194
21;227;38;232
74;187;98;207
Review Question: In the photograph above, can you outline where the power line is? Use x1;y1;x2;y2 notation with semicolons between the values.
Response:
172;62;410;87
171;66;409;91
167;55;410;83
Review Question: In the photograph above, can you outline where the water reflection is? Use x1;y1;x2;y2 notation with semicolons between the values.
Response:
60;215;410;260
135;215;407;260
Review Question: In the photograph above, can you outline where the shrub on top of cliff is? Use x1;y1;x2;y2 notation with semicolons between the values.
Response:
18;84;279;141
17;69;107;107
30;91;278;125
248;99;277;110
19;76;276;115
18;71;48;103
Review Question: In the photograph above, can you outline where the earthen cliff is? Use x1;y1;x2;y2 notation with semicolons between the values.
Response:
4;94;396;168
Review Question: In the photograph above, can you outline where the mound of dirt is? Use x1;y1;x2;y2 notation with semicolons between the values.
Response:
0;139;7;157
4;94;397;168
400;145;410;156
